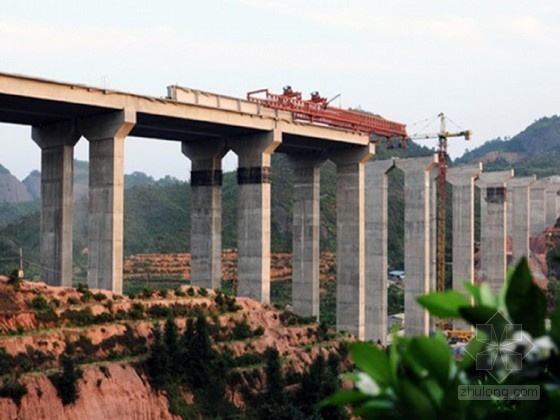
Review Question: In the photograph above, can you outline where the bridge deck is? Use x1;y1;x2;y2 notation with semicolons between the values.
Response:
0;72;368;153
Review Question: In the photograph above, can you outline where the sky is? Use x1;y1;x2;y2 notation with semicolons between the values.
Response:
1;0;559;180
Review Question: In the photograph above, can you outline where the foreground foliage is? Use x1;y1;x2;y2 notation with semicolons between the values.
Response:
324;259;560;419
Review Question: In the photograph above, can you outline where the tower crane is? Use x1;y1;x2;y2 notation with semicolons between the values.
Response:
410;113;472;293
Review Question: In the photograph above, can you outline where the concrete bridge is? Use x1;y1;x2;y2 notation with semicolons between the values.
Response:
2;73;559;341
0;72;375;338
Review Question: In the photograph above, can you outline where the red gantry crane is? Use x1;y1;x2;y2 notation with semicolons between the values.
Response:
247;86;408;146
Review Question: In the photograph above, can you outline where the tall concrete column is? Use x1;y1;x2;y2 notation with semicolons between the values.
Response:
508;176;536;266
395;155;438;336
429;170;437;294
31;120;80;286
476;170;514;294
182;140;228;290
429;169;438;333
80;109;136;293
545;177;560;227
287;153;326;319
448;164;482;329
365;158;394;344
330;144;375;340
530;179;547;235
229;131;281;302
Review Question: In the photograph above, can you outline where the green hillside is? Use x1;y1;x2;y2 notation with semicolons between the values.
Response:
455;115;560;165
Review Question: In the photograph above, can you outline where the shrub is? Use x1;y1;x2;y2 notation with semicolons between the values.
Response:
31;295;50;311
147;304;172;318
231;319;253;340
175;288;186;297
76;283;89;294
7;269;23;291
253;326;265;336
36;307;59;325
104;299;114;312
140;288;155;299
51;297;61;308
0;378;28;406
79;290;93;303
279;311;316;326
0;348;13;376
93;292;107;302
67;297;79;305
187;287;195;297
62;308;95;327
198;288;209;297
93;312;114;324
128;302;145;320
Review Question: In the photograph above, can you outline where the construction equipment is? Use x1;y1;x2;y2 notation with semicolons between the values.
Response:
410;113;472;294
247;86;408;146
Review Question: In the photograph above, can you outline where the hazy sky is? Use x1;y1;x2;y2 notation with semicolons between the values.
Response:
1;0;559;180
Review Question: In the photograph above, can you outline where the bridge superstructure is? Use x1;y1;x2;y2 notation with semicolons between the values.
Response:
0;72;376;339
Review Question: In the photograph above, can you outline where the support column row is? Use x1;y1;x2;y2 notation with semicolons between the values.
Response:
32;110;134;292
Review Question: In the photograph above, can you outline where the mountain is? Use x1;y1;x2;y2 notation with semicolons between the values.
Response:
22;170;40;199
454;115;560;177
0;164;33;203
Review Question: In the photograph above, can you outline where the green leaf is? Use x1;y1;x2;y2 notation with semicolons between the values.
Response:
353;398;395;416
417;291;471;319
407;336;452;385
398;379;436;418
349;342;392;386
462;281;480;304
550;306;560;348
478;283;496;308
459;306;500;328
505;258;546;337
320;389;369;407
459;330;488;370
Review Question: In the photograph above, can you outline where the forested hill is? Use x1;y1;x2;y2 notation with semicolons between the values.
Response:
454;115;560;177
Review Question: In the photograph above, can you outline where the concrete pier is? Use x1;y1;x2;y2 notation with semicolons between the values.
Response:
182;140;228;289
429;170;437;294
80;110;136;293
508;176;536;265
395;155;438;336
476;170;514;294
447;164;482;329
229;131;281;302
31;120;80;286
545;176;560;227
364;158;394;344
530;179;548;235
331;144;375;340
287;153;326;319
429;169;438;332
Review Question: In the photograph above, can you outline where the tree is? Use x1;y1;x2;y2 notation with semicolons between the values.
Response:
49;355;83;405
145;324;170;389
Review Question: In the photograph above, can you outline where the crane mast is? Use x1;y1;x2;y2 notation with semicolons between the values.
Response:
411;113;471;293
